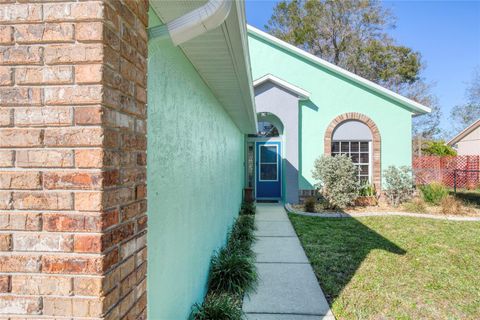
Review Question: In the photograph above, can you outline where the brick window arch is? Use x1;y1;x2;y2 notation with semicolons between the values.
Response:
324;113;382;189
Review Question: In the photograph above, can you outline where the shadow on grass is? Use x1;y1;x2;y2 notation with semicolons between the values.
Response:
288;214;406;304
451;189;480;207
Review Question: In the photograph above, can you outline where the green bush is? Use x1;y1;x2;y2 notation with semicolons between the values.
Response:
240;201;255;215
423;140;457;156
419;182;449;205
191;294;244;320
312;155;359;209
359;183;376;197
227;216;256;256
304;197;316;212
207;247;257;296
383;166;414;207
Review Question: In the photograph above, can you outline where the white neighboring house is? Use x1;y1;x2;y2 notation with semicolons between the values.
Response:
448;119;480;155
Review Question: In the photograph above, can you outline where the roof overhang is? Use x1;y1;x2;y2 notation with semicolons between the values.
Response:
247;25;431;115
253;74;310;100
149;1;257;133
447;119;480;145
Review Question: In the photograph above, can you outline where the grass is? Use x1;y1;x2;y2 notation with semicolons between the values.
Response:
289;214;480;319
452;188;480;207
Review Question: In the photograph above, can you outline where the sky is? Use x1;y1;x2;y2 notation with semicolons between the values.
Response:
245;0;480;134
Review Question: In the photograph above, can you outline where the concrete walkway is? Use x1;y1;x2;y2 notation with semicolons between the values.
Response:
243;203;335;320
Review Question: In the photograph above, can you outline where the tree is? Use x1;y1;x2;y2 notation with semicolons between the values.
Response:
450;68;480;133
422;141;457;156
266;0;442;141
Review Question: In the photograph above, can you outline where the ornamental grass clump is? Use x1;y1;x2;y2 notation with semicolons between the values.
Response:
207;247;257;296
227;216;256;256
240;201;255;215
304;197;316;213
191;294;244;320
383;165;414;207
312;155;359;209
419;182;449;205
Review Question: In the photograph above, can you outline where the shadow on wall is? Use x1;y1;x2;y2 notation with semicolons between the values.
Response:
289;215;406;303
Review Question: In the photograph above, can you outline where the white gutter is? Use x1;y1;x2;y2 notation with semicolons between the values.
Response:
148;0;233;46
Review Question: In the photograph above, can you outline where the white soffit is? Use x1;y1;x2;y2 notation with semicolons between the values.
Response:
150;1;257;133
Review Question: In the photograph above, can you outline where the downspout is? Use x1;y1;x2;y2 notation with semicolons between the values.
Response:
148;0;233;45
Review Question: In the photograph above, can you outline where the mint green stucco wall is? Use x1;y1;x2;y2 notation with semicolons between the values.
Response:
147;11;244;319
248;33;413;189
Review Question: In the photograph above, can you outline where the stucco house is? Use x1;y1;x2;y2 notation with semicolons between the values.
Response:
0;1;429;319
448;119;480;155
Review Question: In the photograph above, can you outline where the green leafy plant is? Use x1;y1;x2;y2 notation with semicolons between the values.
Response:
383;166;414;207
419;182;449;205
191;294;244;320
304;197;316;213
240;201;256;215
359;183;376;197
227;216;256;256
207;247;257;296
422;140;457;156
403;198;427;213
312;155;359;209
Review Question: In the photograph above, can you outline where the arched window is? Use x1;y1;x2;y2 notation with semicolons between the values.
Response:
331;120;372;183
257;121;280;137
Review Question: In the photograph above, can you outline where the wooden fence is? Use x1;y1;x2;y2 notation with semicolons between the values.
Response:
413;155;480;188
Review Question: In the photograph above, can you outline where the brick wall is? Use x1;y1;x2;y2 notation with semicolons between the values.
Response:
0;1;148;319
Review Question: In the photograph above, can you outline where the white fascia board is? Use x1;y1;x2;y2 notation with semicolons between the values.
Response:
253;74;310;100
447;119;480;145
247;25;431;115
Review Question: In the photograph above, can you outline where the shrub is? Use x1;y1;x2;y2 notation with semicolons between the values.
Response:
359;183;376;197
227;216;256;256
304;197;316;213
403;198;427;213
419;182;449;205
240;202;255;215
422;140;457;156
312;155;359;209
440;196;465;215
191;294;244;320
383;166;414;207
208;248;257;296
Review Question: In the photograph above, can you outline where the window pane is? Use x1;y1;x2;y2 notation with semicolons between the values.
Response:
350;142;359;152
360;165;369;175
360;153;369;163
360;142;369;152
260;146;277;163
332;142;340;152
332;152;339;157
359;176;369;184
341;142;349;152
260;163;277;180
351;153;359;163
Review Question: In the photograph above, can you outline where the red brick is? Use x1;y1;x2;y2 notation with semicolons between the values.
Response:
0;108;12;126
74;234;104;253
0;66;12;85
0;171;41;189
75;64;103;84
0;234;11;251
0;129;42;147
74;191;102;211
0;45;43;65
76;21;103;42
0;191;12;209
15;66;73;85
74;106;103;124
12;191;73;210
44;44;102;65
0;87;41;105
11;275;71;295
43;213;106;232
43;172;103;190
0;254;40;272
0;150;14;167
75;149;104;168
44;85;102;105
15;106;72;126
44;1;104;22
0;295;41;315
16;150;74;168
43;296;102;317
0;212;41;231
0;275;9;293
73;277;102;296
14;23;74;43
0;4;42;23
42;255;103;274
0;25;13;44
12;233;73;252
44;127;103;147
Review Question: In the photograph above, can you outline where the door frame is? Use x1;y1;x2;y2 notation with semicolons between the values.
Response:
254;138;283;200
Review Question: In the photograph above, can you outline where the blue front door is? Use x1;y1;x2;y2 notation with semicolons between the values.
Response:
256;141;281;199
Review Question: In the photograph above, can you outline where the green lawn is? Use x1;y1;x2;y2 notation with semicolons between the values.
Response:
289;214;480;319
